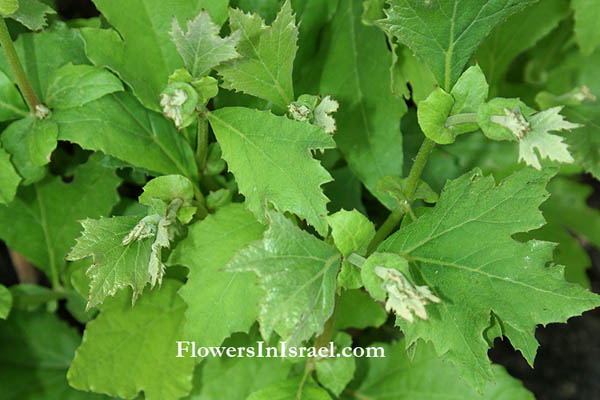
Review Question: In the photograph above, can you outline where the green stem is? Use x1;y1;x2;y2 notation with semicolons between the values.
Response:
0;17;41;112
196;118;209;170
445;112;477;127
346;253;366;269
367;138;436;254
402;138;436;202
192;185;208;217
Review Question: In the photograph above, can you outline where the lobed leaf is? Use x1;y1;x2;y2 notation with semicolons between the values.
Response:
379;0;537;90
217;1;298;109
170;10;240;77
208;107;334;235
378;167;600;388
227;211;340;347
352;340;535;399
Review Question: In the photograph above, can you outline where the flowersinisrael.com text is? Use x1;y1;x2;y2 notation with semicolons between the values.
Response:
176;341;385;359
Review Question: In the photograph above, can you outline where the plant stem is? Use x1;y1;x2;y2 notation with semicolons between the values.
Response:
445;112;477;127
367;138;436;254
402;137;436;203
346;253;366;269
196;118;209;170
0;17;41;112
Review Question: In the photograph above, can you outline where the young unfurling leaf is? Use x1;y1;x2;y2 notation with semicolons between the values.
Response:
170;10;240;77
375;266;440;322
216;1;298;108
67;175;193;308
480;101;579;169
288;94;339;134
518;107;580;169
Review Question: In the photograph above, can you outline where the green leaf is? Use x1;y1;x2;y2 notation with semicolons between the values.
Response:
247;376;332;400
0;154;120;282
328;209;374;289
9;283;65;311
319;0;407;210
139;174;194;205
0;0;17;15
4;0;56;30
451;65;488;114
477;0;570;88
168;203;265;347
67;280;195;400
0;310;110;400
315;332;355;396
392;45;437;104
449;64;489;134
572;0;600;56
518;224;591;289
336;262;363;290
54;92;198;181
45;64;123;109
0;70;27;122
0;25;88;102
0;284;11;319
334;288;387;330
82;0;204;110
142;175;198;224
0;116;44;185
378;168;600;388
208;107;334;236
351;340;535;400
185;333;293;400
0;146;20;204
417;87;455;144
362;0;385;25
518;106;579;170
562;104;600;180
170;10;240;77
227;211;340;346
377;175;438;204
379;0;537;90
67;196;185;309
1;117;57;184
217;1;297;109
328;209;374;257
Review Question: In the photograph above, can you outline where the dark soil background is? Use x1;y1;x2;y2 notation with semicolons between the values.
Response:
1;1;597;399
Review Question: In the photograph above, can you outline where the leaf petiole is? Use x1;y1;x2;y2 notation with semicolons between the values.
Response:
0;17;42;113
445;112;477;127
